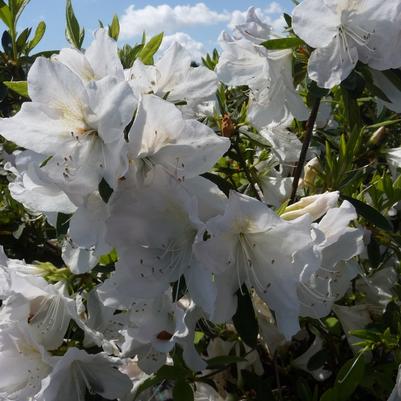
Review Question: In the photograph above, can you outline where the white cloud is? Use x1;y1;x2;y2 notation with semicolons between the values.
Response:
227;3;285;32
120;3;229;39
159;32;205;61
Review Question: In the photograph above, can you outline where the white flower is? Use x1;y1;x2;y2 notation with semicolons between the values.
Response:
216;8;308;128
127;42;217;113
54;28;125;83
4;273;78;350
194;191;320;338
35;348;132;401
388;365;401;401
128;94;230;182
61;239;98;275
0;322;51;401
281;191;339;221
6;151;77;215
371;70;401;113
120;294;206;373
293;0;401;88
299;201;365;318
0;57;135;202
98;169;225;316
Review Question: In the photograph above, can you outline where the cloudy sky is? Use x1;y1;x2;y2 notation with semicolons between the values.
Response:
18;0;294;59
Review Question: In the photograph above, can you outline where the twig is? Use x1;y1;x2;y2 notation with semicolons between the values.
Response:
290;98;321;204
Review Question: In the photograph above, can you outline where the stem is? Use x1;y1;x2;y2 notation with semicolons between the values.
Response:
233;141;262;201
289;98;321;204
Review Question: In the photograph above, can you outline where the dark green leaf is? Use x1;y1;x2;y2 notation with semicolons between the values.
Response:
335;353;366;400
16;27;31;51
134;375;164;400
233;286;259;348
138;32;163;65
201;173;233;197
261;37;304;50
241;129;271;148
207;355;246;369
341;195;393;231
157;365;190;380
173;381;193;401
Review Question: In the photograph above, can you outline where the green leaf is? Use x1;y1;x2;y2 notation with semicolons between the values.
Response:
207;355;246;369
108;14;119;40
336;353;366;400
3;80;28;97
10;0;29;22
341;195;393;231
28;20;46;51
66;0;84;49
133;375;164;400
157;365;190;380
324;317;342;336
138;32;163;65
98;178;113;203
383;69;401;93
201;172;233;197
233;286;259;348
0;2;12;29
16;26;31;51
261;37;304;50
241;129;272;148
173;381;193;401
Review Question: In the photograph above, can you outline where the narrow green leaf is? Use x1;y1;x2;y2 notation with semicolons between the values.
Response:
233;286;259;348
28;20;46;51
66;0;84;49
241;129;271;148
133;375;164;400
173;381;193;401
261;37;304;50
108;14;119;40
0;2;12;29
138;32;163;65
341;195;393;231
16;26;31;51
3;80;28;97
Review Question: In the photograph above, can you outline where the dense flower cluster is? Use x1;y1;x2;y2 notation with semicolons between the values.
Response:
1;1;401;400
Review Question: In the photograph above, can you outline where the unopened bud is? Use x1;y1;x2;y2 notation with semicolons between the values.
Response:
220;113;235;138
303;157;320;189
369;126;387;145
281;191;339;221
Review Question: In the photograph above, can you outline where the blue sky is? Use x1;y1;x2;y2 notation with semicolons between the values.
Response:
17;0;295;58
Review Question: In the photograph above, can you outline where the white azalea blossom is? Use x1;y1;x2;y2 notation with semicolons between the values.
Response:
35;347;132;401
0;322;51;401
128;94;230;182
127;41;217;114
293;0;401;88
0;57;135;202
194;191;320;338
99;170;225;315
54;28;125;83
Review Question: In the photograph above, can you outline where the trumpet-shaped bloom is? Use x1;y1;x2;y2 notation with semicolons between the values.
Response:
54;28;124;82
98;170;225;316
216;9;308;128
0;322;51;401
194;191;320;338
35;348;132;401
127;42;217;111
293;0;401;88
128;94;230;182
0;57;135;201
298;201;365;318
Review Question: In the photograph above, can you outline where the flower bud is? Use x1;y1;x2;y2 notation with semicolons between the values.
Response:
303;157;320;189
220;113;235;138
281;191;339;221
